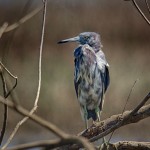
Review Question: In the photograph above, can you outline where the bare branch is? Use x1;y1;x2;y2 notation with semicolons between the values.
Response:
108;79;138;142
0;63;18;145
145;0;150;14
79;93;150;142
130;92;150;115
0;96;95;150
6;140;150;150
101;141;150;150
6;137;94;150
1;1;46;149
0;23;8;38
0;68;8;145
4;6;43;33
131;0;150;25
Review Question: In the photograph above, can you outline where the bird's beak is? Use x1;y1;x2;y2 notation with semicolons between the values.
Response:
58;36;79;44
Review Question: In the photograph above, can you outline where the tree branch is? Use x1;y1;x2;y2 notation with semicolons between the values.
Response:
0;93;149;150
78;92;150;142
1;1;46;149
0;63;17;145
6;140;150;150
98;141;150;150
0;23;8;38
0;96;95;150
4;6;43;33
125;0;150;26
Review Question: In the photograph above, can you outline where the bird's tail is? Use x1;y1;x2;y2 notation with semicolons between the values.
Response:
87;109;97;121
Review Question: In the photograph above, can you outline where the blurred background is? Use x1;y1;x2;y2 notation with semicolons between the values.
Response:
0;0;150;148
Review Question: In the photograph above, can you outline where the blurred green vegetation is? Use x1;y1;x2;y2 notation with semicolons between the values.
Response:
0;0;150;145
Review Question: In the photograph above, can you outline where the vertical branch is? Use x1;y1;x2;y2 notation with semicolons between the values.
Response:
0;67;8;145
0;62;18;146
34;0;47;108
2;1;47;149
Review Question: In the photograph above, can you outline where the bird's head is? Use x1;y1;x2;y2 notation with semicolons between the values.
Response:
58;32;102;51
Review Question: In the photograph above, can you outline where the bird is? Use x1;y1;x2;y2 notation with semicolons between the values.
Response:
58;32;110;129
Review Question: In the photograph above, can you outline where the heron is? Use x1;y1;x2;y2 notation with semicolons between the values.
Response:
58;32;110;129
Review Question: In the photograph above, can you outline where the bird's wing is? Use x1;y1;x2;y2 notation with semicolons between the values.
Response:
96;51;110;110
96;50;110;92
74;59;80;97
103;65;110;92
74;46;82;97
74;45;96;97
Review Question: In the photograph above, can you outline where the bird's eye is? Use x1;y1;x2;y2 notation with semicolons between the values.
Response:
84;36;88;40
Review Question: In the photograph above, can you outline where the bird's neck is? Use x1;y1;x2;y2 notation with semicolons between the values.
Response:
91;44;101;53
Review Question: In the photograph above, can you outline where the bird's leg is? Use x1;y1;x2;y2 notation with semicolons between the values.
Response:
95;107;109;149
95;106;100;122
84;105;88;129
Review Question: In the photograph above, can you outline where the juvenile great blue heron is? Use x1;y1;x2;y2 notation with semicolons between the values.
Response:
58;32;110;129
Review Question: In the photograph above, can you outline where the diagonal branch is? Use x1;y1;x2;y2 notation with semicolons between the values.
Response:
145;0;150;14
4;6;43;33
131;0;150;25
80;92;150;142
0;96;95;150
0;23;8;38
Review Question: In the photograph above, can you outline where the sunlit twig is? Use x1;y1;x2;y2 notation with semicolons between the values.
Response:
1;2;45;149
131;0;150;25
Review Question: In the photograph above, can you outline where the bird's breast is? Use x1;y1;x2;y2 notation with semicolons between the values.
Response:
77;58;103;109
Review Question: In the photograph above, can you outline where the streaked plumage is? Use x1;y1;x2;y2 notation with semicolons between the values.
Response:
58;32;110;129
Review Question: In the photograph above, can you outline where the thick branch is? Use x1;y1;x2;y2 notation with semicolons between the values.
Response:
6;140;150;150
107;141;150;150
80;104;150;141
6;137;94;150
0;96;95;150
79;93;150;142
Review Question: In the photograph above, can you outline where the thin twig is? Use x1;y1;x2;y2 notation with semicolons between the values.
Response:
0;63;18;145
122;79;138;114
4;6;43;33
1;2;46;149
0;62;17;79
0;62;18;104
131;0;150;25
0;69;8;145
0;23;8;38
145;0;150;14
108;79;138;143
0;96;95;150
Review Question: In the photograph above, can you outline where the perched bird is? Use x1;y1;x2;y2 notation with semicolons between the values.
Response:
58;32;110;129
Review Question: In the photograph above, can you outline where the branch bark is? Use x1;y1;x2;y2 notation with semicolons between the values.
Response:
0;96;95;150
0;93;149;150
80;95;150;142
102;141;150;150
6;140;150;150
